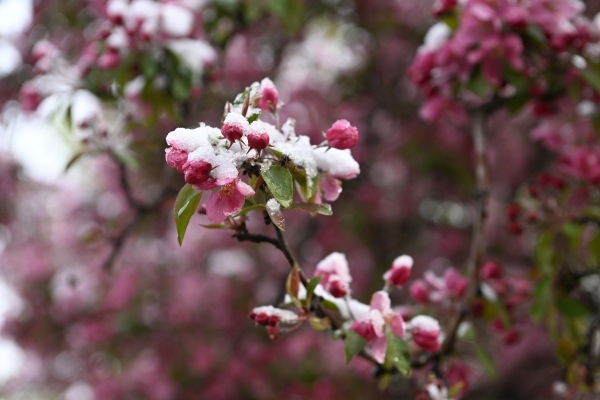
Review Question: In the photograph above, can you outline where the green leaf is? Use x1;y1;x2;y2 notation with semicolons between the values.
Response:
561;223;583;251
289;202;333;216
384;327;411;376
581;68;600;93
265;0;305;33
534;232;555;275
291;169;318;201
262;165;293;208
556;297;591;318
174;184;202;246
65;151;86;171
246;111;261;123
321;299;340;313
172;76;191;100
306;275;323;306
377;374;392;391
531;277;552;322
466;68;491;97
589;230;600;265
344;329;366;363
309;316;331;331
474;346;497;380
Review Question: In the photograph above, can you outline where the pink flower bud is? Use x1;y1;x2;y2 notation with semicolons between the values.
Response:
246;122;270;151
183;160;212;185
222;113;248;144
444;268;468;299
410;280;429;304
165;148;188;173
314;252;352;298
256;78;279;112
351;310;385;341
327;277;348;298
383;255;413;287
20;84;42;113
324;119;359;150
410;315;441;352
97;49;121;69
479;261;502;280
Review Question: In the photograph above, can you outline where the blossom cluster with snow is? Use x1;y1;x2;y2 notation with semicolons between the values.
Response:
165;78;360;223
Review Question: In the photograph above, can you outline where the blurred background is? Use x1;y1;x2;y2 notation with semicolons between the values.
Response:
2;0;599;398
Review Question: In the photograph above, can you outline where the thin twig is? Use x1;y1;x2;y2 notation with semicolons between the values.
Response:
441;109;489;356
102;151;176;270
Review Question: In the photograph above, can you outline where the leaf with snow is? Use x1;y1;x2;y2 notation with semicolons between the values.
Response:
266;198;285;231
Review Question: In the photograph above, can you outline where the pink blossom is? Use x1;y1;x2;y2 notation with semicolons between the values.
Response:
256;78;279;112
383;254;413;287
559;147;600;183
410;267;468;304
409;315;441;352
206;179;255;223
324;119;359;150
314;252;352;298
351;291;406;363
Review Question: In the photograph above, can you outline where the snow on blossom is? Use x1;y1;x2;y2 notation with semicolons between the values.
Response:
408;315;441;352
160;3;195;38
249;305;299;327
383;255;413;287
314;252;352;298
222;112;249;144
167;39;216;75
313;147;360;179
246;121;270;151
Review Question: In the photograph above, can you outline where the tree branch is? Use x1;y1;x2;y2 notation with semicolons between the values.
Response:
441;109;489;356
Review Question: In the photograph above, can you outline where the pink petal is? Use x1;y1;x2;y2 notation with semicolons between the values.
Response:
370;336;387;364
370;291;391;314
320;175;342;202
206;191;228;223
235;180;255;197
389;313;406;338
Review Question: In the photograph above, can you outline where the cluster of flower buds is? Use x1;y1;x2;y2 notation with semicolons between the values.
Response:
476;261;531;346
410;267;468;305
409;0;599;121
249;305;300;340
98;0;216;71
165;79;361;223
